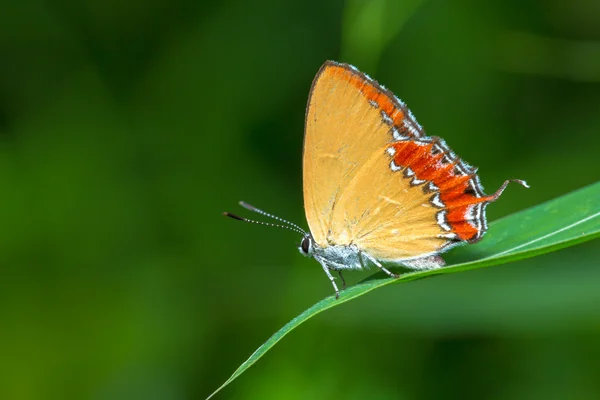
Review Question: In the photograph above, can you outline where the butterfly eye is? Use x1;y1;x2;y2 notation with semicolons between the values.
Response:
301;236;311;254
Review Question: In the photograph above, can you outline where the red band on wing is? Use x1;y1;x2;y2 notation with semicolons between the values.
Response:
390;139;502;242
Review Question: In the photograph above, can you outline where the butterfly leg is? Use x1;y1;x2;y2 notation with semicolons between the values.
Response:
337;270;347;289
361;252;399;279
315;256;340;299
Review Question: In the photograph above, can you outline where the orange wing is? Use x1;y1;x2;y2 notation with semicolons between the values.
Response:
303;61;526;262
303;61;423;247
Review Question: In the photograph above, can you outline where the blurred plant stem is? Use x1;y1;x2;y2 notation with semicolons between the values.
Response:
341;0;424;73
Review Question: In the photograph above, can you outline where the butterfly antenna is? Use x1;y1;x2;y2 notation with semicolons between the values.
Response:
223;212;306;236
238;201;307;235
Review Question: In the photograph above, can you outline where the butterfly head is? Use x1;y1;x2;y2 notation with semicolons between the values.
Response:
299;234;314;257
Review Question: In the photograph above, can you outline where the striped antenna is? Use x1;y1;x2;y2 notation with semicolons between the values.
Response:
223;211;306;236
238;201;307;235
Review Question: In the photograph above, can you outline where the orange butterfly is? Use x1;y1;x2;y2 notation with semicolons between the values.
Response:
225;61;528;298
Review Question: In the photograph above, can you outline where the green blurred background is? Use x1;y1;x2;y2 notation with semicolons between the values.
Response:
1;0;599;399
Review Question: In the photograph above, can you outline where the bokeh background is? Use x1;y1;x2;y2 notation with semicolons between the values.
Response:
1;0;599;399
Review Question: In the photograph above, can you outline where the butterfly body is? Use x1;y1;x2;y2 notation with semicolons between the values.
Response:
300;238;363;270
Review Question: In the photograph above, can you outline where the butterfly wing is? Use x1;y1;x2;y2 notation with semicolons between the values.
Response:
303;61;525;263
303;61;423;247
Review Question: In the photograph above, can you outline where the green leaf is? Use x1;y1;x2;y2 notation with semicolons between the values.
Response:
207;182;600;399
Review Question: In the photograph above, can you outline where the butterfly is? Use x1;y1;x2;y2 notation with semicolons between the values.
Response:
225;60;528;298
